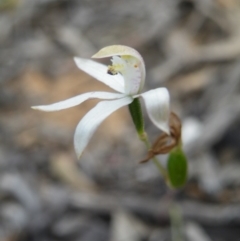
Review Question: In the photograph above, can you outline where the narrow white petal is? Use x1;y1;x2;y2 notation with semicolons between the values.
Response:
32;92;125;111
74;57;125;93
74;97;132;158
140;88;170;134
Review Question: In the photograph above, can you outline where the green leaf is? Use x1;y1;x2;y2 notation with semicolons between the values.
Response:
128;98;145;137
167;146;188;188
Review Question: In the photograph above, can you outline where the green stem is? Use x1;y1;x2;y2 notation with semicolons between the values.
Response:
128;98;168;181
141;132;168;182
169;203;184;241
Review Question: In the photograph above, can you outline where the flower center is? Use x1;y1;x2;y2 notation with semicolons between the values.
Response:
107;55;142;95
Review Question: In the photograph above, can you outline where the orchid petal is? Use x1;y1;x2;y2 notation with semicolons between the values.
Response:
74;57;124;93
74;97;132;158
140;88;170;134
32;92;126;111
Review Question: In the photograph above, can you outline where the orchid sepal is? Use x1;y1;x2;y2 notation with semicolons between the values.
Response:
139;87;170;135
74;97;133;158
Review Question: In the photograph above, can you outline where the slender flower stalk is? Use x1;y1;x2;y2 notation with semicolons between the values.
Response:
32;45;170;160
141;133;169;181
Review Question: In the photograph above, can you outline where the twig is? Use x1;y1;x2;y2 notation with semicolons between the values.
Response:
70;191;240;225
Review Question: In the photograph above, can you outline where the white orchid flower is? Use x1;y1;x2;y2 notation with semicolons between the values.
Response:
32;45;170;158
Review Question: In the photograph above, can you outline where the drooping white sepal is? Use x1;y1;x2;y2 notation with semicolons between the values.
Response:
140;88;170;134
74;97;133;158
31;92;125;111
74;57;124;93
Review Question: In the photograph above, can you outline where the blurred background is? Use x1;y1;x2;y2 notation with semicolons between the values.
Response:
1;0;240;240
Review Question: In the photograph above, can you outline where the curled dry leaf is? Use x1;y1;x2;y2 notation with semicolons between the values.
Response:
140;112;182;163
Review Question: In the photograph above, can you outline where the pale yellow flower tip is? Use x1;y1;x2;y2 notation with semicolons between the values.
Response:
92;45;143;62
